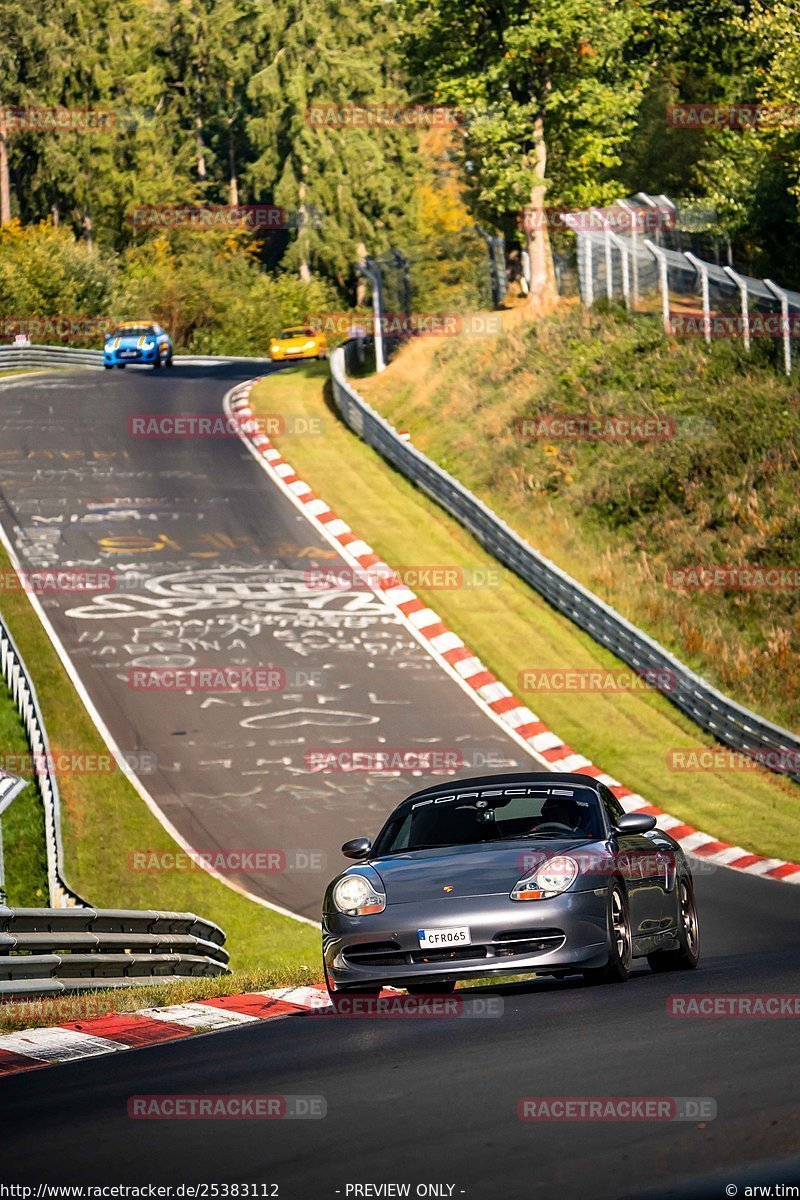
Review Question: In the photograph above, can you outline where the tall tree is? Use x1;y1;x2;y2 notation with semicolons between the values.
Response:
246;0;417;287
400;0;659;308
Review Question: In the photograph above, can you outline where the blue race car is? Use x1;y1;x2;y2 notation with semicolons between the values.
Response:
103;321;173;369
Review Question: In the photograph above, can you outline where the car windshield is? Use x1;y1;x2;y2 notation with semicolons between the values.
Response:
373;785;605;854
281;328;313;338
114;325;155;337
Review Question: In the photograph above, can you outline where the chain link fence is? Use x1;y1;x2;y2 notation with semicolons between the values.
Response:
566;193;800;375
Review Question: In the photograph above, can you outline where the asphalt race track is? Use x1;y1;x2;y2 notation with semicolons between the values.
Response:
1;366;799;1196
2;866;799;1196
0;364;533;918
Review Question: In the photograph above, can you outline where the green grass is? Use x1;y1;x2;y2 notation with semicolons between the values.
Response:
359;305;800;733
0;677;49;906
249;362;800;864
0;966;316;1034
0;545;320;976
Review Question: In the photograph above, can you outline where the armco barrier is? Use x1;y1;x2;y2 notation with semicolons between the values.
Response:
330;343;800;786
0;345;273;370
0;618;83;908
0;907;228;998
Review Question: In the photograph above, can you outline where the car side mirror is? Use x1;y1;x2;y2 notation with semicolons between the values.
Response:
614;813;657;835
341;837;372;860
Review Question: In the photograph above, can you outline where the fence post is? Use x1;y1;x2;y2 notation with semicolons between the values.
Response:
359;257;385;373
644;240;671;335
764;279;792;376
583;233;594;307
685;251;711;344
723;265;751;353
617;199;640;307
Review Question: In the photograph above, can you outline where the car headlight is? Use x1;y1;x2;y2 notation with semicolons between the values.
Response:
511;855;578;901
332;873;385;916
142;341;156;351
104;343;114;352
302;340;315;350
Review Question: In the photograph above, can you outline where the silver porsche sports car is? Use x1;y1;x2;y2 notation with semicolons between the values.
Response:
322;772;699;995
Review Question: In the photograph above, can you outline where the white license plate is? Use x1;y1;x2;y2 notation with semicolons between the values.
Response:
417;926;471;949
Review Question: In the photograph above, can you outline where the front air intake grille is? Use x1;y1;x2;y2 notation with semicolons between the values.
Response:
492;929;565;958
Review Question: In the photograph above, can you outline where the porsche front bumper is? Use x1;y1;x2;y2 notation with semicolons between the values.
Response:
323;888;609;989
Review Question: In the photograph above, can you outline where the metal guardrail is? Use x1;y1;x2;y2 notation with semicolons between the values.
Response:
0;907;228;998
0;618;84;908
0;345;274;371
330;343;800;785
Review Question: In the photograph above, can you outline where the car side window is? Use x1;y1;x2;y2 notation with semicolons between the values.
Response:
599;784;624;830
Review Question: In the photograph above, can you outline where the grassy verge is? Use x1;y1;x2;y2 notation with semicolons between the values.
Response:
0;678;49;907
249;363;800;862
0;544;320;977
0;966;316;1035
358;305;800;733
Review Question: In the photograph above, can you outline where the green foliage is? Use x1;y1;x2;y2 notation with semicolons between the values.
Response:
0;221;116;314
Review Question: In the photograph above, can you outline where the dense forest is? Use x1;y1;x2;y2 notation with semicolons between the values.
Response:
1;0;799;350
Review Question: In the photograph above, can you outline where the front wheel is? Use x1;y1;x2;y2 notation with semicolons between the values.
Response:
648;876;699;973
584;882;632;984
152;355;161;370
103;363;113;370
165;354;173;368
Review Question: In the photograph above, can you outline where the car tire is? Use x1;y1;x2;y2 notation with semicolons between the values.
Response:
583;881;632;984
406;982;456;995
647;875;699;973
165;354;173;368
116;364;126;369
103;364;113;370
152;354;161;370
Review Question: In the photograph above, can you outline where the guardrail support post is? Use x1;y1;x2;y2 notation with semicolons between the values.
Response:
724;265;751;353
644;240;671;335
764;278;792;376
685;251;711;344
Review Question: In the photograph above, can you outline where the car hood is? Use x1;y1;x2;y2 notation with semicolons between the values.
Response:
108;334;154;350
370;840;600;903
275;334;315;347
